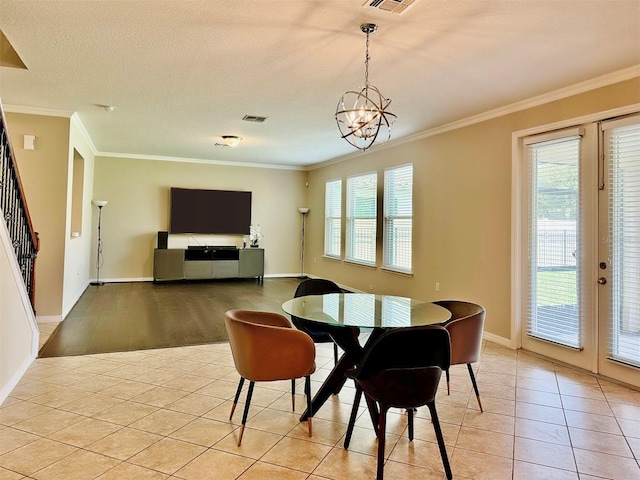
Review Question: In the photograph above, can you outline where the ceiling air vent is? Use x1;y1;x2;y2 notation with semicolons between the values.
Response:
362;0;415;15
242;115;268;123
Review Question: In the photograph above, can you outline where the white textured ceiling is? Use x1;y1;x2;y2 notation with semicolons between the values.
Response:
0;0;638;168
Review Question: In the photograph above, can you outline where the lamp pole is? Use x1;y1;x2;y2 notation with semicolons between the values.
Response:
91;200;108;286
298;207;309;278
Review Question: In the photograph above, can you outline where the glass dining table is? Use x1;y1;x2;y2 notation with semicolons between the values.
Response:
282;292;451;421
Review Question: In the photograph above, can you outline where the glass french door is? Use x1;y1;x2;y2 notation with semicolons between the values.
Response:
520;125;598;371
520;114;640;387
598;115;640;386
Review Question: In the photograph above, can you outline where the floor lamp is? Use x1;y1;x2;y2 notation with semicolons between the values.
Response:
298;207;309;278
91;200;108;286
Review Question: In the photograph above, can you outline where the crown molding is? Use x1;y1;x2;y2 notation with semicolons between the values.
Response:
97;151;306;171
310;65;640;170
2;104;75;118
70;113;98;155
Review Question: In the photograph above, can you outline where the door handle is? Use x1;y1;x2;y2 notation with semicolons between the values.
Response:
597;277;607;285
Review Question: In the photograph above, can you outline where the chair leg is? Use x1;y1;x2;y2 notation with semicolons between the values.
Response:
333;343;338;365
291;379;296;411
467;363;483;412
427;401;452;480
343;386;363;449
376;406;388;480
229;377;245;420
408;407;414;441
304;375;313;437
446;368;450;395
238;381;255;446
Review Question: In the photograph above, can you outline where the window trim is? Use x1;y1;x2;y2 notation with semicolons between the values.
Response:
345;171;378;267
383;163;413;274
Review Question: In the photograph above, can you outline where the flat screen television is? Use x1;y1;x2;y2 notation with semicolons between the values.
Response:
169;188;252;234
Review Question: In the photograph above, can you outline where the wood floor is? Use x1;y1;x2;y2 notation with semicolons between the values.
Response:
39;277;303;358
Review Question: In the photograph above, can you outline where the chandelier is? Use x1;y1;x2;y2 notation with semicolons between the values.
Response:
335;23;397;151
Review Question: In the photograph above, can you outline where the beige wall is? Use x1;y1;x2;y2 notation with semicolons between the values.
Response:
62;116;95;317
92;157;308;280
305;78;640;341
7;113;70;318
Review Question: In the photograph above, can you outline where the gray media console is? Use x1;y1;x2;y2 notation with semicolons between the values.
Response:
153;247;264;282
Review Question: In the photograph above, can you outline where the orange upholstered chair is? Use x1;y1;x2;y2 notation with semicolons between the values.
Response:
434;300;486;412
224;309;316;445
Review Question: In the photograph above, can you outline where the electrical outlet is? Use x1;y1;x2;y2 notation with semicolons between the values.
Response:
369;284;374;290
435;282;440;292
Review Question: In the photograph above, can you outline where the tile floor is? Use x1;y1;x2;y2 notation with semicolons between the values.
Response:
1;340;639;479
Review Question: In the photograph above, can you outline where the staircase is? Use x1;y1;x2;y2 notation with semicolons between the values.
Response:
0;101;39;312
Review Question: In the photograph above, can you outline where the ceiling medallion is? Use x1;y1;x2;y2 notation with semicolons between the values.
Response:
335;23;397;151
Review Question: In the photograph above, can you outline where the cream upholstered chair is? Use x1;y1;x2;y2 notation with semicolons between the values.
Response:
433;300;486;412
224;309;316;445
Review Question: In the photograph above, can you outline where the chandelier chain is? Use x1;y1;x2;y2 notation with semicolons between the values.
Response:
364;30;370;87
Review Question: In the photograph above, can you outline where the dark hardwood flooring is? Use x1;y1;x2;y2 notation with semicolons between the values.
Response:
39;277;303;358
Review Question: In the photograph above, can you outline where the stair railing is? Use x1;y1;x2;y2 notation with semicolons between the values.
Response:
0;102;40;311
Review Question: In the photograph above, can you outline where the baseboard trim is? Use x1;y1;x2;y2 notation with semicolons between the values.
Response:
0;352;35;405
483;331;515;349
36;315;63;324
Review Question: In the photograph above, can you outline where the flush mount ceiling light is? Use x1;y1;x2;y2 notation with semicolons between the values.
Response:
335;23;397;151
216;135;242;147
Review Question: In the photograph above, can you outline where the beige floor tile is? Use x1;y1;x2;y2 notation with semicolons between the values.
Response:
340;424;401;457
0;401;53;427
41;370;96;387
133;369;182;386
514;437;576;471
573;448;640;480
169;417;236;447
568;427;633;457
287;416;346;446
174;449;254;480
161;359;208;375
214;426;283;459
30;449;120;480
516;366;557;382
0;427;40;455
449;447;513;480
236;461;308;480
461;410;515;435
617;417;640;439
388;436;452;474
195;380;240;400
129;409;196;436
557;383;606;401
0;465;25;479
93;401;158;426
160;374;213;393
261;436;333;472
0;438;77;476
131;386;188;408
514;417;570;446
455;426;514;458
610;401;640;421
515;402;566;425
313;447;377;480
28;387;89;409
476;371;516;388
95;462;169;479
129;438;205;475
466;395;515;416
70;375;123;393
601;387;640;405
245;407;300;435
100;380;156;400
516;388;562;408
57;393;123;417
7;380;59;401
382;460;445;480
563;409;622;435
409;416;460;447
86;427;162;461
74;359;124;375
13;408;85;437
165;392;223;416
516;376;559;394
50;417;122;447
560;394;613;416
473;381;516;401
513;460;578;479
204;400;263;423
627;437;640;459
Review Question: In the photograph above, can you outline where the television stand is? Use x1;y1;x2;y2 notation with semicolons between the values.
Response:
153;247;264;282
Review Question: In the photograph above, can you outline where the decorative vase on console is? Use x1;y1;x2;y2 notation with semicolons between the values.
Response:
249;225;263;247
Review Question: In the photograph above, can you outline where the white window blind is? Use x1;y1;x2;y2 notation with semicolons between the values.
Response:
324;179;342;258
526;132;583;349
603;116;640;367
346;172;377;265
383;164;413;272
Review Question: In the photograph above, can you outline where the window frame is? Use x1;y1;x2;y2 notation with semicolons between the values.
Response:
383;163;413;274
345;171;378;267
324;178;342;259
